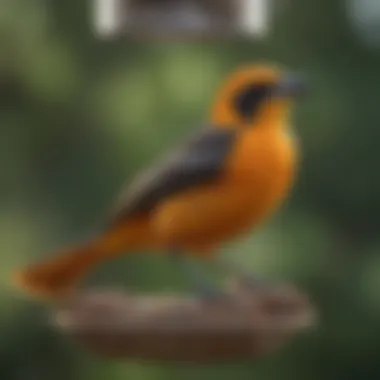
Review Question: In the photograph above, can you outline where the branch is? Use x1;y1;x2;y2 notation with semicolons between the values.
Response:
52;279;316;363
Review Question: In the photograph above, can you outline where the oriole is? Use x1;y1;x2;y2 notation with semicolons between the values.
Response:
13;64;307;299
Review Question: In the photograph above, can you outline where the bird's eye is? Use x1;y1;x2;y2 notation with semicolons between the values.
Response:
234;83;272;120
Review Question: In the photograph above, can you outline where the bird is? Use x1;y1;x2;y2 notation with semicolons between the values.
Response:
13;63;307;300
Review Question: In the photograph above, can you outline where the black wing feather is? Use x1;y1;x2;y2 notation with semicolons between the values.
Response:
108;126;237;225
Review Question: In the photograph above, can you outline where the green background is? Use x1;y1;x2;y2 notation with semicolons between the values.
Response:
2;0;380;379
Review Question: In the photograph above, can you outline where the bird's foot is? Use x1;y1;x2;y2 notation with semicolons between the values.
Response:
236;273;271;290
216;258;274;290
171;251;230;303
196;284;230;304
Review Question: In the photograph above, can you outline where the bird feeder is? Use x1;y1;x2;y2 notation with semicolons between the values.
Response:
92;0;273;40
53;277;316;362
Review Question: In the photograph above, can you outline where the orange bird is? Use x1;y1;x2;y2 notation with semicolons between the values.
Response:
13;64;306;299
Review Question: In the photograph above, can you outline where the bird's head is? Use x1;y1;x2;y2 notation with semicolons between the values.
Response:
210;64;308;128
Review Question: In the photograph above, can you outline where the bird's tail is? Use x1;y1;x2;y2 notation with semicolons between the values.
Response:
13;241;107;299
12;219;154;300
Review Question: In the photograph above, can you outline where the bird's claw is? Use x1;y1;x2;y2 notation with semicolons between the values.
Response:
196;284;232;304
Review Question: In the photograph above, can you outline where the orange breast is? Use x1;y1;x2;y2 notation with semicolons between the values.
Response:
152;127;298;252
225;127;298;217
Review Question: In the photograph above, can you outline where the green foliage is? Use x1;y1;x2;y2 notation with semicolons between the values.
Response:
2;0;380;379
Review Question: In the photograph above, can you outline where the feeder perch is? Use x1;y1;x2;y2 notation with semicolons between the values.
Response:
53;277;316;363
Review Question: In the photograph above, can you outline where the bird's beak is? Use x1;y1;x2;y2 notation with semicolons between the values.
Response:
273;74;308;98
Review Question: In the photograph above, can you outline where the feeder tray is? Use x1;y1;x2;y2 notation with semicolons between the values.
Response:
53;278;316;363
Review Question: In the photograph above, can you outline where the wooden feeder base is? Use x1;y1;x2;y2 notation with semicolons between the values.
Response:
53;278;316;363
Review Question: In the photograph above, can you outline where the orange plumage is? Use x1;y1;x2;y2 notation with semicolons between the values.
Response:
13;64;306;299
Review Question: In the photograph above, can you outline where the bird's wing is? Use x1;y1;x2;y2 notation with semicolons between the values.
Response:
108;126;238;226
